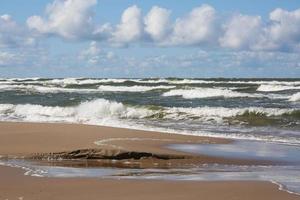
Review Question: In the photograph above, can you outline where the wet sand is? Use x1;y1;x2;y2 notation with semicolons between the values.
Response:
1;165;299;200
0;122;300;199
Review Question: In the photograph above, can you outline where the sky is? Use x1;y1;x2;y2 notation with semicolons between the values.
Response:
0;0;300;78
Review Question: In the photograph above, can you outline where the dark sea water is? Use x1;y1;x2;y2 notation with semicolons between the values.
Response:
0;77;300;145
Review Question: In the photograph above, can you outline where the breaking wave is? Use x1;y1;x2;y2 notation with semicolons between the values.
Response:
0;84;175;93
0;99;299;145
2;78;300;86
98;85;175;92
0;84;99;93
162;88;263;99
0;99;154;124
289;92;300;102
0;99;297;125
257;84;300;92
46;78;130;86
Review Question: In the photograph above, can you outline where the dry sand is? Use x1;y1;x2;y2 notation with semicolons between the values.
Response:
0;122;226;156
0;122;299;200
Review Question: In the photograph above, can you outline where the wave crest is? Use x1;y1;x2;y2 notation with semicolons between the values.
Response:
289;92;300;102
162;88;262;99
98;85;175;92
0;100;297;125
0;99;154;123
257;84;300;92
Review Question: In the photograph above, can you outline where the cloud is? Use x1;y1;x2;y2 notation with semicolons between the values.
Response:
267;8;300;51
0;51;16;66
25;3;220;47
79;41;116;65
1;1;299;77
27;0;97;40
167;5;218;46
136;50;300;76
111;5;143;44
0;47;49;69
220;8;300;52
0;14;36;48
24;1;300;52
219;14;262;50
144;6;171;42
79;41;101;64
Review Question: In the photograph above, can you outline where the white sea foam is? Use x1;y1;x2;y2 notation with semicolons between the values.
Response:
162;88;263;99
0;99;155;124
0;84;100;93
2;78;300;86
46;78;130;86
165;106;294;119
0;100;296;125
0;82;174;93
98;85;175;92
0;100;299;145
136;79;300;85
289;92;300;102
257;84;300;92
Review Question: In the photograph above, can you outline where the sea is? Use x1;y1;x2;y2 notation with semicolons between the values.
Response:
0;77;299;145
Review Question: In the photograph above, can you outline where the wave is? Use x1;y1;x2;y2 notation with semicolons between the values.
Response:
159;107;299;127
0;100;299;145
46;78;131;86
289;92;300;102
162;88;263;99
164;106;296;118
134;79;300;86
98;85;175;92
0;100;297;124
0;84;175;93
257;84;300;92
0;84;99;93
0;78;132;87
0;100;154;126
2;78;300;86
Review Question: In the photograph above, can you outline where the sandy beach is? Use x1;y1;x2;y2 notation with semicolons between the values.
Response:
0;122;299;200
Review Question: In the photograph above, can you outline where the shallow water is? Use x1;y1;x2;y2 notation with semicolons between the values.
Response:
1;139;300;195
169;140;300;164
1;159;300;195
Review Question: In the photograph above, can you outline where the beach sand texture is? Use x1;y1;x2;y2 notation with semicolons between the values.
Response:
0;122;299;200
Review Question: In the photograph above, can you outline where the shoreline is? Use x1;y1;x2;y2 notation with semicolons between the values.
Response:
0;121;300;199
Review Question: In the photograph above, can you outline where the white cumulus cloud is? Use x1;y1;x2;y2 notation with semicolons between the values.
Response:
220;8;300;52
0;14;36;48
21;1;300;52
79;41;116;65
220;14;262;50
111;5;143;44
267;8;300;51
27;0;97;40
167;5;218;46
144;6;171;42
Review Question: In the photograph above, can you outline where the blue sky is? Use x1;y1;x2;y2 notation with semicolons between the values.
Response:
0;0;300;78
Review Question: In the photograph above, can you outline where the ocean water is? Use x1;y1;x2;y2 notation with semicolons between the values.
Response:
0;77;299;145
